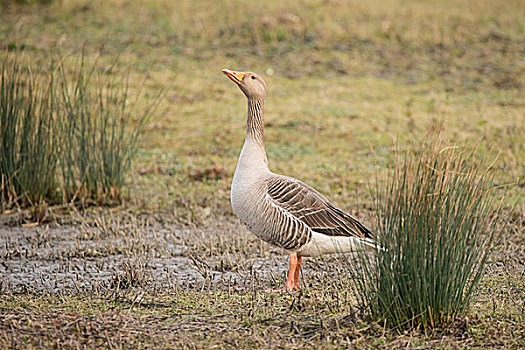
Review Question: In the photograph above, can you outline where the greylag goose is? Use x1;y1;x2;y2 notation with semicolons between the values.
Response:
222;69;376;292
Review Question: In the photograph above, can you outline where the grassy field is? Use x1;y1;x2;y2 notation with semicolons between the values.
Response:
1;0;524;348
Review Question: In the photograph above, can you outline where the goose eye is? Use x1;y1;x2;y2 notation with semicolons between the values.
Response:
251;76;256;79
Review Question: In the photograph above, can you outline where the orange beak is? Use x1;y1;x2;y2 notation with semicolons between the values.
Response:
222;68;246;85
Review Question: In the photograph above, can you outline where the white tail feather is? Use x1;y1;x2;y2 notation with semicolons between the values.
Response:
298;231;382;257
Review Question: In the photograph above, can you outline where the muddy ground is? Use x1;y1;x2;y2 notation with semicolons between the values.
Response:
0;214;356;295
2;210;523;294
0;211;524;348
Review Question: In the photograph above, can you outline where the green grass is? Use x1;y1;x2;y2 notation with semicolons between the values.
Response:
2;0;522;216
0;51;156;212
55;53;156;204
347;136;506;330
1;54;59;207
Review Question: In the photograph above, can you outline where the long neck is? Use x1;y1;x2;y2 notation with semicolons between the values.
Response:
246;97;265;145
238;96;268;170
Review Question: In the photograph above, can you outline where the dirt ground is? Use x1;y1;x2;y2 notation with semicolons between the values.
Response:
0;211;523;348
0;213;366;294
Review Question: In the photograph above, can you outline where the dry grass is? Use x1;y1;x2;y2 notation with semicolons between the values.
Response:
0;0;523;348
0;212;523;348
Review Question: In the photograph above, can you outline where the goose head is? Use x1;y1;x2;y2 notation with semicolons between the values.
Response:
222;68;266;100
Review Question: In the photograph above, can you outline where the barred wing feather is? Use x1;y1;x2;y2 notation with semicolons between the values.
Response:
266;176;372;239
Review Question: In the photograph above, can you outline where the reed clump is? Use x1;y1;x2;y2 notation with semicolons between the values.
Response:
0;52;153;211
347;138;505;330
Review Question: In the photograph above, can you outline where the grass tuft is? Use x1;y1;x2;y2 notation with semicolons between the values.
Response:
0;54;58;207
348;136;507;330
56;53;154;204
0;50;157;212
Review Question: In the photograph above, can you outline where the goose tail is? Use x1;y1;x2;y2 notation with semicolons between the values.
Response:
355;236;385;252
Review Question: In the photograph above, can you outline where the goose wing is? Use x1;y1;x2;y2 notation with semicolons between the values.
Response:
266;175;372;239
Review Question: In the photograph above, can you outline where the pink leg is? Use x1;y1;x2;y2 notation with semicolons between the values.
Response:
292;255;302;290
266;254;302;293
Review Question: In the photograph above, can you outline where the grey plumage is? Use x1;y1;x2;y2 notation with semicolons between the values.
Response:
224;68;375;272
223;68;376;290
